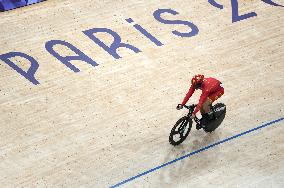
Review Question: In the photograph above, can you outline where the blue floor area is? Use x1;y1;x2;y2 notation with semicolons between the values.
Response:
0;0;46;12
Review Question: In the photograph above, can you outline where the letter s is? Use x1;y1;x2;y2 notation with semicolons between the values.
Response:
153;8;199;38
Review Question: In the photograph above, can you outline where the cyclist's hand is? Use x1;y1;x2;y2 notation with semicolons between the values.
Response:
176;104;183;110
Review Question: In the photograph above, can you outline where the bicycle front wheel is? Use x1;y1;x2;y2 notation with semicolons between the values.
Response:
169;116;193;146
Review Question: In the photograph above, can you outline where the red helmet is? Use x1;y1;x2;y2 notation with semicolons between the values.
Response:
191;74;204;87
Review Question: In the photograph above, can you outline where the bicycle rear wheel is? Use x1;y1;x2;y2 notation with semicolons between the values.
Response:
204;103;226;132
169;116;192;145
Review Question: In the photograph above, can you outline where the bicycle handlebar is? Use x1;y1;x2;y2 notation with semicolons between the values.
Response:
183;104;197;109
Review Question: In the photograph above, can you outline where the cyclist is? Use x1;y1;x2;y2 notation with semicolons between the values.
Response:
176;74;224;129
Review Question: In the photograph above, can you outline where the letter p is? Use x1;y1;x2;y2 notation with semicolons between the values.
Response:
0;52;40;85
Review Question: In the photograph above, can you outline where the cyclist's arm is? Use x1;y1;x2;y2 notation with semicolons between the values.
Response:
193;91;209;115
181;85;195;106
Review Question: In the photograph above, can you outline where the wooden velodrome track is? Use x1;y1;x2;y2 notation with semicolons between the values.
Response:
0;0;283;187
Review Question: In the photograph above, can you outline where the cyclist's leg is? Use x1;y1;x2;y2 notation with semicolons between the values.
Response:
208;87;224;103
200;98;213;125
202;87;224;121
201;98;212;114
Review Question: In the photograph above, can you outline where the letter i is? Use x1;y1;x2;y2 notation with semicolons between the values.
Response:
125;18;164;46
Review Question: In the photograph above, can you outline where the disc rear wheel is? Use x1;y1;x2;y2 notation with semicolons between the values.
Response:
204;103;226;132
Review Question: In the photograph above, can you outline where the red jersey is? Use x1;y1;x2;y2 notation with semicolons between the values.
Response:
181;77;223;115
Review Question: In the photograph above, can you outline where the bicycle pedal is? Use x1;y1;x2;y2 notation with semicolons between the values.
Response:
196;124;202;130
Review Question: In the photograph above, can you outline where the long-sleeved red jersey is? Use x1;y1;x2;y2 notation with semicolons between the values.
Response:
181;77;223;115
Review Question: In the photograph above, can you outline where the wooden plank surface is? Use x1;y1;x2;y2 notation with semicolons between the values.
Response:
0;0;283;187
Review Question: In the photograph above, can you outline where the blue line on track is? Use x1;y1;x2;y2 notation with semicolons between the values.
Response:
110;117;284;188
208;0;224;9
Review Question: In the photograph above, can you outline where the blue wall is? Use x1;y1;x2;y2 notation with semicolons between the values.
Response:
0;0;46;12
